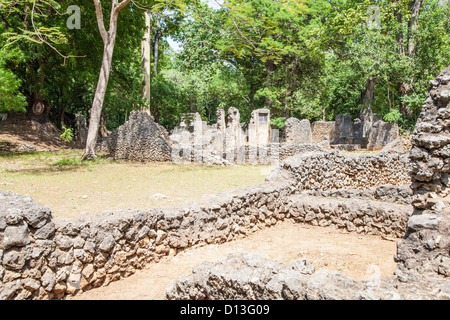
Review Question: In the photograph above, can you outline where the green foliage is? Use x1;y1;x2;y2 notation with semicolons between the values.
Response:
53;157;87;167
0;55;27;113
270;117;286;129
59;125;74;143
0;0;449;135
383;109;401;124
0;23;26;113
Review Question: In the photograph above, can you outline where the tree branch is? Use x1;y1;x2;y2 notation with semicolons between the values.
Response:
30;0;85;65
115;0;132;14
93;0;108;44
213;0;257;50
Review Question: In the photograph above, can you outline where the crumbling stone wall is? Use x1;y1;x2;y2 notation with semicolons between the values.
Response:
311;121;336;143
331;114;399;151
273;151;410;191
97;111;172;161
165;252;450;300
394;66;450;279
285;118;312;144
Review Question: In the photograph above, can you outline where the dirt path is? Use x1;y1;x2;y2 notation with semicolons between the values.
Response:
69;221;398;300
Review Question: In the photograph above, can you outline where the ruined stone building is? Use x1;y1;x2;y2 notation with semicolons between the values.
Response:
169;106;401;165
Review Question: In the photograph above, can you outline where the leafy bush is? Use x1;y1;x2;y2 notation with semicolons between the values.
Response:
383;109;402;124
270;117;286;128
60;125;74;143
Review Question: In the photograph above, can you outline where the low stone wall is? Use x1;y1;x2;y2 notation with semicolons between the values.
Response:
304;185;413;205
285;194;411;237
173;143;327;165
278;144;328;161
272;151;410;191
0;186;410;300
165;252;450;300
0;183;292;300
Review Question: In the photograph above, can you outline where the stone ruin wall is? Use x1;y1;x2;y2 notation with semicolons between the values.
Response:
0;149;411;300
169;107;401;166
276;151;410;191
165;66;450;300
311;121;336;143
394;66;450;279
88;105;401;164
331;113;400;151
96;111;172;162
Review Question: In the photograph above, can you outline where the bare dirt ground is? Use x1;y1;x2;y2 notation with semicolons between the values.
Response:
0;114;69;152
69;221;398;300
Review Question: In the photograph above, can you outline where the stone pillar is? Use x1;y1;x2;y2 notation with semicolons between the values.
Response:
74;114;88;148
225;107;242;163
285;118;312;144
217;108;226;134
394;66;450;279
270;128;280;165
248;109;270;163
251;109;270;146
334;114;353;143
193;113;203;163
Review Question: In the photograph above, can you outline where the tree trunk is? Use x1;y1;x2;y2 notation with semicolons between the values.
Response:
407;0;423;58
82;40;115;160
264;59;275;107
141;11;151;112
360;77;377;115
82;0;131;160
394;4;405;55
153;18;161;76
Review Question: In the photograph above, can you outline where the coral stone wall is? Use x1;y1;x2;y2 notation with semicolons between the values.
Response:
97;111;172;161
395;66;450;278
311;121;336;143
273;151;411;191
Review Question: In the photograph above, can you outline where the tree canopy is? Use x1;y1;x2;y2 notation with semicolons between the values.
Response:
0;0;449;134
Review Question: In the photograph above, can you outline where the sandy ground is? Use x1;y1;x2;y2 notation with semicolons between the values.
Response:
69;221;398;300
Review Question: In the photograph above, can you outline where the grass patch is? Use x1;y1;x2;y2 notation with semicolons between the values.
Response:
53;157;88;167
0;151;55;159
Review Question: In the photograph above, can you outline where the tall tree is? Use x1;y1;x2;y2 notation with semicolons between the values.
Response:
82;0;132;160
